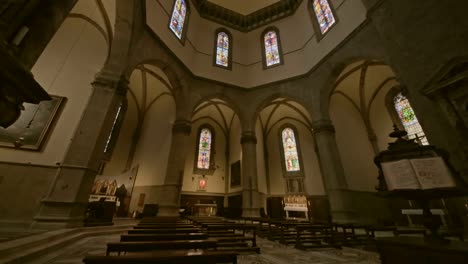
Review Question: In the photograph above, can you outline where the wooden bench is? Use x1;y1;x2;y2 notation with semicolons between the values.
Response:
106;239;218;256
365;226;397;238
83;250;238;264
121;233;209;242
295;224;339;249
204;224;260;253
132;227;202;233
333;223;370;246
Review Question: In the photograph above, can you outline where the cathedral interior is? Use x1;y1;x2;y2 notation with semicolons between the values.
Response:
0;0;468;263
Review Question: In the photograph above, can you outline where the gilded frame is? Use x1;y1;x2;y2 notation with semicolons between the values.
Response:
0;95;65;151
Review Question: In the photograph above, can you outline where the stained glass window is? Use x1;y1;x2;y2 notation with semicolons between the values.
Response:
216;31;229;67
394;93;428;145
313;0;336;35
282;128;301;172
104;104;122;153
264;30;281;67
197;128;212;169
169;0;187;40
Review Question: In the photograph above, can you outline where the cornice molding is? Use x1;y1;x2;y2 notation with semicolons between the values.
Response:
191;0;303;32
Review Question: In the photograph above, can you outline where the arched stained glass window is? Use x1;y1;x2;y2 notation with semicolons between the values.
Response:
264;30;281;67
394;92;428;145
312;0;336;35
281;128;301;172
215;31;230;67
169;0;187;40
197;128;212;169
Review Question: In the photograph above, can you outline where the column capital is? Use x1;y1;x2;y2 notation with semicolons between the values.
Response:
241;131;257;144
92;71;129;96
172;120;191;135
311;119;335;134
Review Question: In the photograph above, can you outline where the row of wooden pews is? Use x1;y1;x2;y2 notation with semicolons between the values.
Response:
242;216;433;251
188;216;260;253
83;216;261;263
241;217;391;249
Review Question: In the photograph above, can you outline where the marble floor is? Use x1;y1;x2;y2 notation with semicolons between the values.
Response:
28;233;381;264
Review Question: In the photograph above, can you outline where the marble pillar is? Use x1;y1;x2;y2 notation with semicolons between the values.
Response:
312;119;357;223
33;72;127;229
158;119;191;216
241;131;261;217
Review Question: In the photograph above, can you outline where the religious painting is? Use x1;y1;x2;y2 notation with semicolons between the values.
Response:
90;166;138;199
0;95;65;150
137;193;146;207
198;177;207;191
230;160;241;187
286;178;304;194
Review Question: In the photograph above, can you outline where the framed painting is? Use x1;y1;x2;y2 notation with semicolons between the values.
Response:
286;178;304;194
0;95;65;150
198;177;207;191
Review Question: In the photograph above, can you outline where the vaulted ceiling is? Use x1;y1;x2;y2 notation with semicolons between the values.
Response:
191;0;302;32
207;0;280;15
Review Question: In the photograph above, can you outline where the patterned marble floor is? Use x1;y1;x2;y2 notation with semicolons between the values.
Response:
0;228;46;243
30;234;381;264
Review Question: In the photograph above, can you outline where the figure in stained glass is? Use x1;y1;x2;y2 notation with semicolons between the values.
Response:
313;0;336;34
216;32;229;67
282;128;300;171
264;30;281;67
394;93;428;145
197;128;212;169
169;0;187;39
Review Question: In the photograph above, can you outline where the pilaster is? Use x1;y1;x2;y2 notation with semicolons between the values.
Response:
158;119;191;216
240;131;261;218
33;72;128;229
312;119;357;223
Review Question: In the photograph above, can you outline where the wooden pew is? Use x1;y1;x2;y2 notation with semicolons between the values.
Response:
83;250;238;264
204;224;260;253
365;225;397;239
295;224;340;249
333;223;370;246
121;233;208;242
106;239;218;256
278;222;306;245
136;223;196;228
132;227;202;232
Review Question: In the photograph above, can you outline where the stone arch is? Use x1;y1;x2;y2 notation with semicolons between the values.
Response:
327;58;403;192
125;59;190;118
191;94;242;125
255;93;313;127
319;57;391;119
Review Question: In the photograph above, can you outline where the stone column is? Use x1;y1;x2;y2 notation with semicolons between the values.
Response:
241;131;261;217
33;72;127;229
157;119;191;216
312;119;356;223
